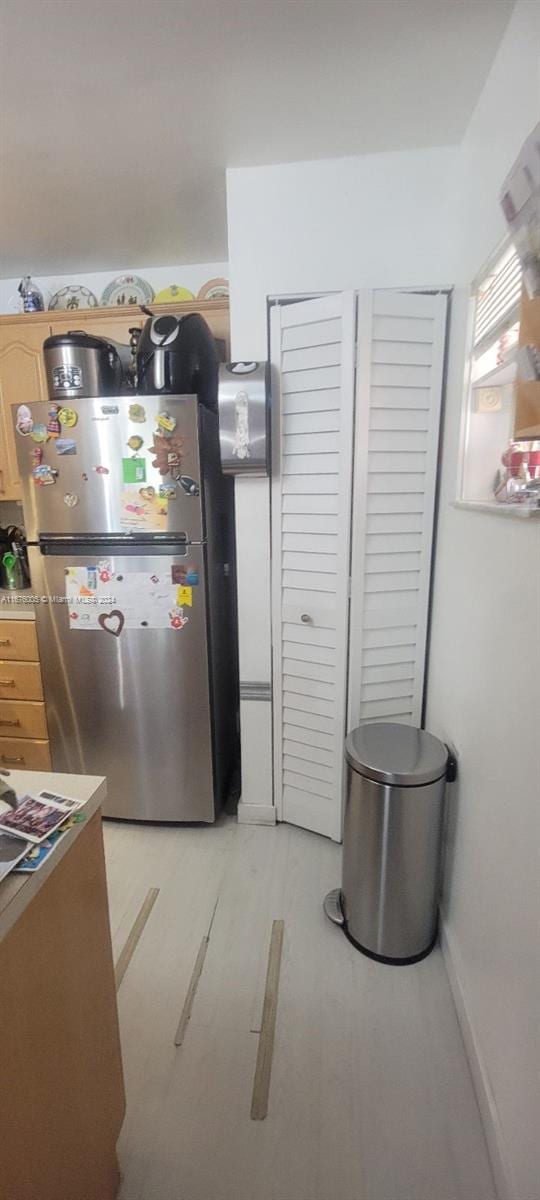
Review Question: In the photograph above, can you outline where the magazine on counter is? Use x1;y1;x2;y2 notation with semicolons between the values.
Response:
0;791;83;845
0;832;31;882
14;811;87;873
15;828;66;873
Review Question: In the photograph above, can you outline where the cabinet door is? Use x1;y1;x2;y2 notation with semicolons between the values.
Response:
0;325;49;500
271;293;357;841
49;313;142;346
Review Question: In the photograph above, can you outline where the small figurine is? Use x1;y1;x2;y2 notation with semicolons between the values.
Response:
47;404;61;438
18;275;44;313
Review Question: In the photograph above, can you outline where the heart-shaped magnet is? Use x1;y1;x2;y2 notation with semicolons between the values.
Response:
98;609;125;637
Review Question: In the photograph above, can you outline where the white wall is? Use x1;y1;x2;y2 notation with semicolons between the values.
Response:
227;145;459;819
425;6;540;1199
227;145;458;357
0;261;228;314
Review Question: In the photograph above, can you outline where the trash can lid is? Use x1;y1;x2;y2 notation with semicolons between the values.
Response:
345;723;448;787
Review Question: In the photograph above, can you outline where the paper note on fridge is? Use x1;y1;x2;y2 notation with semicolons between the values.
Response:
65;568;191;632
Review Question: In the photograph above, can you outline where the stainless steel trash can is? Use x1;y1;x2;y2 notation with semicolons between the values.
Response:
325;723;450;964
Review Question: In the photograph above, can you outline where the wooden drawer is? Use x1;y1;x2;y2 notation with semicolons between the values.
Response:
0;620;39;661
0;736;51;770
0;660;43;701
0;699;48;739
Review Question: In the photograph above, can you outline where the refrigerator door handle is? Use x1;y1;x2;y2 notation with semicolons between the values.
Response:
36;532;195;554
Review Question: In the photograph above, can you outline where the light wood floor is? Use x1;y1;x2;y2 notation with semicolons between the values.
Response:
103;817;496;1200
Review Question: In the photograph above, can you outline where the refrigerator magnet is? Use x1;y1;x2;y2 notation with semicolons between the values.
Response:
169;607;189;630
178;475;200;497
58;406;78;428
93;465;110;475
16;404;33;436
30;422;49;444
156;411;177;434
63;493;79;508
127;435;144;452
98;609;125;637
32;464;57;485
31;446;43;467
98;558;112;583
122;457;146;484
56;438;77;455
176;585;192;607
47;405;61;438
159;484;176;499
171;564;199;586
128;403;146;423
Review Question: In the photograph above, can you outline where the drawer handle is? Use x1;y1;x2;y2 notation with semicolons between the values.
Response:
0;639;11;647
0;754;24;764
0;679;15;687
0;718;20;727
300;613;312;624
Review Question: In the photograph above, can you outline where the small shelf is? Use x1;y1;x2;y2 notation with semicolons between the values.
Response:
452;499;540;518
0;298;229;327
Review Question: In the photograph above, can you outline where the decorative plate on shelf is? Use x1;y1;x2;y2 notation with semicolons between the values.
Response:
101;275;154;307
197;277;229;301
154;285;195;304
48;285;98;311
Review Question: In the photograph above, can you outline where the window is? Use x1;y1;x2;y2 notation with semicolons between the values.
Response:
458;241;540;515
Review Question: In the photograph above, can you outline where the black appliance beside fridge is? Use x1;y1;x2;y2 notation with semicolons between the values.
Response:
13;317;239;823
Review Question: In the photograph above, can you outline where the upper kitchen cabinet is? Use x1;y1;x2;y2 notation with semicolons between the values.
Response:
0;321;50;500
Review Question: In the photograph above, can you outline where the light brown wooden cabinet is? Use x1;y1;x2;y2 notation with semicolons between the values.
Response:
49;312;144;345
0;324;50;500
0;299;230;502
0;619;50;769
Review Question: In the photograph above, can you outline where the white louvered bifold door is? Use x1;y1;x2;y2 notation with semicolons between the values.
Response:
271;293;356;841
348;289;447;729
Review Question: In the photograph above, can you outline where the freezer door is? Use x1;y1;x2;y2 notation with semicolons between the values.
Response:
28;543;215;821
13;394;203;542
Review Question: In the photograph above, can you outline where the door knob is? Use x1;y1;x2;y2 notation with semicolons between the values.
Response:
300;613;312;624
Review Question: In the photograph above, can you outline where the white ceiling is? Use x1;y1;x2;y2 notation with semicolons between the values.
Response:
0;0;513;275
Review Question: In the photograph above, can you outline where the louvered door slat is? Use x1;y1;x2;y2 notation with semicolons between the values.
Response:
272;293;356;842
349;289;447;729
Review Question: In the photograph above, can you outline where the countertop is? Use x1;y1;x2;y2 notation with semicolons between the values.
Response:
0;769;106;943
0;589;35;619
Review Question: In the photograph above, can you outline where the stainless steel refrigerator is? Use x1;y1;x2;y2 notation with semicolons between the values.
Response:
13;393;239;822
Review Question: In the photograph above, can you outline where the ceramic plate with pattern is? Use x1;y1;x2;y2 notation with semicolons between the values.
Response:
197;277;229;300
154;285;195;303
101;275;154;307
48;285;98;311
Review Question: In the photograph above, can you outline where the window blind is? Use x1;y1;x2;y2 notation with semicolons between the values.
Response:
473;245;522;354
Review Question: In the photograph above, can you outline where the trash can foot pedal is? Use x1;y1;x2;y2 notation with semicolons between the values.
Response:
323;888;344;927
